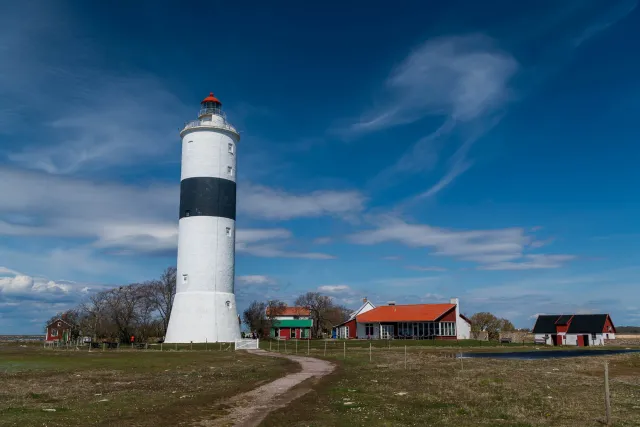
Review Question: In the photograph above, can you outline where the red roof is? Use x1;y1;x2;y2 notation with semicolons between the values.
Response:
266;306;311;317
356;304;455;322
201;92;221;105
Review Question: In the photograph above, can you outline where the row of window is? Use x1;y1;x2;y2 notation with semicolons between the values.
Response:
362;322;457;337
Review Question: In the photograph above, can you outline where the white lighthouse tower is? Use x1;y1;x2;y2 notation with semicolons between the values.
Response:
164;92;241;343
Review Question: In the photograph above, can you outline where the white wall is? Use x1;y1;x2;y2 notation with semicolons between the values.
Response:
356;322;380;339
451;298;471;339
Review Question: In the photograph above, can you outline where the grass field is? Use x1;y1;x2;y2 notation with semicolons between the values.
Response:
262;341;640;427
0;343;296;427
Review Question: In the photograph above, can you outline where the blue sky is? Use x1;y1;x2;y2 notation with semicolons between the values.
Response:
1;1;640;333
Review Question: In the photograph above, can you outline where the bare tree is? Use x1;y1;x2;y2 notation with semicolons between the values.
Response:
144;267;176;335
295;292;335;338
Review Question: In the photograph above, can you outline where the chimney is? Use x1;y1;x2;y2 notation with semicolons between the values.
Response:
388;301;396;306
450;297;460;339
363;297;367;303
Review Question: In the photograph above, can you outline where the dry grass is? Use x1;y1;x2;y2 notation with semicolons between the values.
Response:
262;347;640;427
0;343;296;427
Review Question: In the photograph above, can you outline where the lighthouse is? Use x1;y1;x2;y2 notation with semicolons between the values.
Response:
164;92;241;343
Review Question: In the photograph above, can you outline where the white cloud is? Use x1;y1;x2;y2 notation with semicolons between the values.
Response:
350;35;518;201
239;183;366;221
313;237;332;245
318;285;351;293
478;254;576;271
236;228;335;260
405;266;448;272
236;275;276;286
348;34;518;133
0;267;71;295
349;216;573;270
0;168;344;259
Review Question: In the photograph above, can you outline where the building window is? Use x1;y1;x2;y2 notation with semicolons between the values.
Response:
51;329;58;337
184;210;190;217
345;326;349;338
592;333;597;341
228;143;234;154
227;166;233;176
290;328;295;339
365;323;374;336
226;227;232;237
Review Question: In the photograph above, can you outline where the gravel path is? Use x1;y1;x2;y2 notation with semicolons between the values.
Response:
193;349;335;427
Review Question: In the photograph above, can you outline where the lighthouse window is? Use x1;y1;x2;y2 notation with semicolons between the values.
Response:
182;274;188;284
227;166;233;176
226;227;232;237
228;143;234;154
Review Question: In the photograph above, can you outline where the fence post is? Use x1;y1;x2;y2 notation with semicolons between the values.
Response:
307;338;310;355
277;339;280;352
175;343;177;351
285;340;287;353
190;341;193;351
160;343;163;352
296;339;298;354
205;338;208;351
604;361;612;426
343;341;346;359
404;345;407;370
270;340;272;352
324;339;327;356
369;342;372;362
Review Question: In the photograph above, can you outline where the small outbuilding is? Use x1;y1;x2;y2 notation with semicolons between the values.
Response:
45;318;72;343
267;306;313;340
532;314;616;346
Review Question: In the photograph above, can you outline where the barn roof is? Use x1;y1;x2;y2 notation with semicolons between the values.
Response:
533;314;615;334
555;315;573;325
46;318;72;328
532;315;561;334
567;314;612;334
356;303;455;323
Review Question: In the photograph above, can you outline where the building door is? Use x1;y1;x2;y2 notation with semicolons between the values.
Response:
577;335;584;346
584;335;590;346
380;324;394;340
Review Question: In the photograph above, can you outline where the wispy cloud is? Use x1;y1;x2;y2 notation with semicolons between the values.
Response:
349;216;574;271
405;266;448;272
318;285;351;293
348;35;518;200
239;183;366;221
348;35;518;134
236;275;276;286
0;168;346;260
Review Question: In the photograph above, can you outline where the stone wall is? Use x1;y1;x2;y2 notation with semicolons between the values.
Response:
469;331;489;341
499;332;535;343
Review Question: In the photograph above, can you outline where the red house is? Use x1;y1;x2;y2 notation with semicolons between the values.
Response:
267;306;313;340
45;318;72;342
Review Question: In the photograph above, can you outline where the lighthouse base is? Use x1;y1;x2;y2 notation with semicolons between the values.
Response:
164;291;241;343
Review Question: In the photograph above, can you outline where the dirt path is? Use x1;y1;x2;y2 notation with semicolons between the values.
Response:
192;349;335;427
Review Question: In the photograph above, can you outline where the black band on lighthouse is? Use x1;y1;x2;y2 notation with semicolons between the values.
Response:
179;177;236;220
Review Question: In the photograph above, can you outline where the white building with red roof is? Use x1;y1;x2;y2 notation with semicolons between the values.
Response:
332;298;471;340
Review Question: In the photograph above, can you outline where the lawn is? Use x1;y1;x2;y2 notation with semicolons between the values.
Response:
262;341;640;427
0;343;296;427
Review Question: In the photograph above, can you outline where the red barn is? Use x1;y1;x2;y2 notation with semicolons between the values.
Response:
45;318;72;342
533;314;616;346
